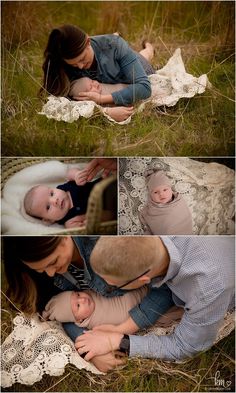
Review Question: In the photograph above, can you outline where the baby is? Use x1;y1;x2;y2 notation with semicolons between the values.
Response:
139;170;193;235
42;288;148;332
23;167;104;228
69;77;128;97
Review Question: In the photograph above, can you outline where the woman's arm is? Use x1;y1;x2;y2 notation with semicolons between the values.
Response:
111;36;152;105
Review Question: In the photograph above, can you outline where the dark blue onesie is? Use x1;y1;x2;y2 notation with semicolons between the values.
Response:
56;178;101;225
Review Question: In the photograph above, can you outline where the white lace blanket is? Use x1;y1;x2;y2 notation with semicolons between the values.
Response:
1;160;91;235
1;310;234;388
119;158;235;235
39;48;210;125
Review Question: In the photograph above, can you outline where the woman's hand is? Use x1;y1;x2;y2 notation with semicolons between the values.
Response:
73;91;103;104
73;92;114;105
104;106;134;122
75;330;123;361
90;352;127;373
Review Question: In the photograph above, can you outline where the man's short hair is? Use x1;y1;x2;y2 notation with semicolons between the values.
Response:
90;236;158;279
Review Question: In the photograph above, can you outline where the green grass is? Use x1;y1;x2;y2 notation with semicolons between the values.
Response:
1;304;235;392
1;301;235;392
1;1;235;156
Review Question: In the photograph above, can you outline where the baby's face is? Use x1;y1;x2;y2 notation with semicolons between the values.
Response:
72;77;102;94
31;185;72;223
151;185;173;204
71;291;95;322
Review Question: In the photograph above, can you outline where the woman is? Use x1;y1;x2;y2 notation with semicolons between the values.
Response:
40;25;155;121
3;236;126;372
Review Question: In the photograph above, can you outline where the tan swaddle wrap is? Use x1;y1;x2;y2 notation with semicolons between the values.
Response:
43;287;148;327
79;287;148;329
139;170;193;235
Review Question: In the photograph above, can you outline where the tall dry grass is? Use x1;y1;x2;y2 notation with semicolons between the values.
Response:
1;1;235;156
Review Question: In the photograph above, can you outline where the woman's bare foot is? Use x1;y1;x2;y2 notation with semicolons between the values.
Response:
139;41;155;62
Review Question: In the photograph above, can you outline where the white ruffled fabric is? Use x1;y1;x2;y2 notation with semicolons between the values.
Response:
1;310;234;387
39;48;210;124
118;157;235;235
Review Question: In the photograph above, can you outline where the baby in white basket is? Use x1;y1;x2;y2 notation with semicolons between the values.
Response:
23;167;112;228
139;169;193;235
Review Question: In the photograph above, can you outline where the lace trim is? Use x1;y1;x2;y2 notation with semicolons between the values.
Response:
1;310;234;387
118;157;235;235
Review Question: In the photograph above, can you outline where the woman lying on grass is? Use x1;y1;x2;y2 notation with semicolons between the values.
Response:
40;25;155;122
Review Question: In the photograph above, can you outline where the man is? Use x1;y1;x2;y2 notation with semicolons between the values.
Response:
75;236;234;365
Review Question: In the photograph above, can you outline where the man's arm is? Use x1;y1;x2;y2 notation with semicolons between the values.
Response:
128;285;174;329
129;290;232;360
75;289;232;362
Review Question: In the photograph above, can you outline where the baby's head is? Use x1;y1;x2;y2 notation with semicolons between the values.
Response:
24;184;72;223
146;170;173;204
43;291;95;323
69;77;102;96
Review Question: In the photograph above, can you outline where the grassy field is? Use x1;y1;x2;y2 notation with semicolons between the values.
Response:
1;289;235;392
1;1;235;392
1;1;235;156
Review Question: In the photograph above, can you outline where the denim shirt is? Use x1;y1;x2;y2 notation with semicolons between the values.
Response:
54;236;172;342
64;34;152;106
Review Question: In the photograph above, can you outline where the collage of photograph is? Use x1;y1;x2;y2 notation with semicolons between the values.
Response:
1;1;235;392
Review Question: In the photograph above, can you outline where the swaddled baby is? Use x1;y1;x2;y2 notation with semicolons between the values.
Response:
139;170;193;235
43;288;147;330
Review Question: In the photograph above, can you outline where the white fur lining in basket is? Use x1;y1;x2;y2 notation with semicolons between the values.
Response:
39;48;210;125
1;160;93;235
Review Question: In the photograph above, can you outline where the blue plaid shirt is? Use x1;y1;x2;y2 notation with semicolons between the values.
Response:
129;236;235;360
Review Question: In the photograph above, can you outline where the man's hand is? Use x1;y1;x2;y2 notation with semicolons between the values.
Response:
90;352;127;373
75;330;123;361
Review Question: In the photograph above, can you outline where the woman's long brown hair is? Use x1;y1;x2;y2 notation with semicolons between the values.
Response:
40;25;87;97
3;236;63;314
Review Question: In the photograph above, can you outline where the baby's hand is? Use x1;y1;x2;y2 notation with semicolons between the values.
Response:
66;168;89;185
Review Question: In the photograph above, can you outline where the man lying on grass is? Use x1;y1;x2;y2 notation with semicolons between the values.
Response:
75;236;234;366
